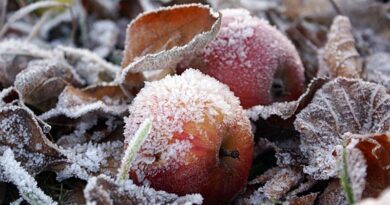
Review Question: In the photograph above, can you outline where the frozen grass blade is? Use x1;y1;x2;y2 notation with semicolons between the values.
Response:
0;148;58;205
0;0;68;38
116;118;152;182
340;144;355;205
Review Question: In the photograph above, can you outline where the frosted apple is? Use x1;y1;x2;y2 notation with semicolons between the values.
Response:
124;69;254;204
179;9;305;108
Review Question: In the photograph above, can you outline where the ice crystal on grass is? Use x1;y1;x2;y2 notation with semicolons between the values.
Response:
295;78;390;179
0;148;58;205
40;84;129;120
117;4;221;89
84;174;203;205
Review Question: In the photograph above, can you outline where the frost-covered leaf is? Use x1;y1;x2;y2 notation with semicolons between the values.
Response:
54;140;123;181
364;52;390;90
0;105;60;180
14;58;84;107
249;167;304;201
0;39;54;86
295;78;390;179
59;46;120;85
117;3;221;90
345;133;390;200
40;84;129;120
83;174;203;205
0;149;58;205
88;20;119;58
247;77;328;121
0;87;21;107
289;193;319;205
317;179;347;205
318;16;362;78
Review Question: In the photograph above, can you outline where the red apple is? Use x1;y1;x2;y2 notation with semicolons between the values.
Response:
124;69;254;204
179;9;305;108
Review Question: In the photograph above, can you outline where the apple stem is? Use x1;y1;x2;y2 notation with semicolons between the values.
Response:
219;148;240;159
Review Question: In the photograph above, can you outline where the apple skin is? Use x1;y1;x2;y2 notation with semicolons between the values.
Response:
178;9;305;109
124;69;253;204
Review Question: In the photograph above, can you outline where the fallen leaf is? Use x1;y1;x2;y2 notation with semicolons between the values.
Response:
295;78;390;179
317;179;347;205
0;105;60;180
14;58;83;107
357;188;390;205
318;15;362;78
117;3;221;92
0;39;53;86
83;174;203;204
346;133;390;200
40;83;130;120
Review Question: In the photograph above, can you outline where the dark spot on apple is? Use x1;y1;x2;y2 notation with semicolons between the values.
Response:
219;147;240;159
271;78;285;100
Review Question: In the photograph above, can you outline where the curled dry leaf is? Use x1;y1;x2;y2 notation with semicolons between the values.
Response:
246;77;328;121
117;3;221;92
40;84;129;120
346;133;390;200
317;16;362;78
14;58;84;107
0;106;60;180
83;174;203;205
295;78;390;179
0;39;54;86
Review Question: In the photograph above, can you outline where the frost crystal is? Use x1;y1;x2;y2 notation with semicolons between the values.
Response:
0;148;58;205
84;174;203;205
124;69;251;182
295;78;390;179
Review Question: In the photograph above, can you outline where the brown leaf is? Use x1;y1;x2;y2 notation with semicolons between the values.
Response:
14;58;83;107
346;133;390;200
289;193;319;205
117;4;221;91
318;15;362;78
295;78;390;179
317;179;347;205
40;83;130;120
0;105;60;180
84;174;203;205
247;77;328;121
0;39;53;86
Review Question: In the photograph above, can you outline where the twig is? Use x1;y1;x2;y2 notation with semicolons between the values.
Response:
329;0;343;15
0;1;68;39
0;0;7;30
27;9;55;41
